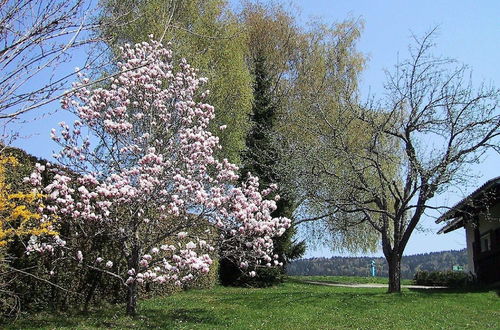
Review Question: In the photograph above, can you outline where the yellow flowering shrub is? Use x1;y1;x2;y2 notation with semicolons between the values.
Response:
0;155;56;248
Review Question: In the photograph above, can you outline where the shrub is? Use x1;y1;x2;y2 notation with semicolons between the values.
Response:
1;147;220;317
413;270;471;288
219;258;283;288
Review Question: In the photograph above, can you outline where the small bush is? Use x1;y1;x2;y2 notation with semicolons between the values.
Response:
413;270;471;288
219;258;283;288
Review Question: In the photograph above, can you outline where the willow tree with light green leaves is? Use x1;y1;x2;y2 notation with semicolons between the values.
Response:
99;0;253;163
274;17;385;254
238;2;383;256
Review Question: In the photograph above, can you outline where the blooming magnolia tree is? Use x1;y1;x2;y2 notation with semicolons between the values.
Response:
26;38;290;315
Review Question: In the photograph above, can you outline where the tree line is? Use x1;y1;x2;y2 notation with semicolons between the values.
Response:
287;249;468;279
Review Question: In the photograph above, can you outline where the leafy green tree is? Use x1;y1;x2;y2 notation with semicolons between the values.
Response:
239;3;382;256
240;3;308;282
219;52;305;286
238;3;378;269
263;13;381;254
227;54;305;284
245;52;305;278
99;0;253;163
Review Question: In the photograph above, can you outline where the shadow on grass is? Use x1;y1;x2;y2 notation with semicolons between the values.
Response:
287;277;344;285
5;306;225;329
287;277;347;286
3;315;81;329
3;308;130;329
409;285;500;296
143;307;224;328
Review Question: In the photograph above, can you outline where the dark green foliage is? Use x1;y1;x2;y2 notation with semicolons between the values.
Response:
240;53;278;183
288;249;468;279
218;258;242;286
218;258;282;288
241;267;284;288
413;270;472;288
1;147;127;316
1;146;46;187
219;53;304;287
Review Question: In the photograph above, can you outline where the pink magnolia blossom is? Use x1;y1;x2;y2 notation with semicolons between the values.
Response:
26;37;290;313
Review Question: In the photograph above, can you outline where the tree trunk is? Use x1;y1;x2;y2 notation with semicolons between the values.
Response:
126;246;139;316
387;253;402;293
126;281;138;316
84;270;102;312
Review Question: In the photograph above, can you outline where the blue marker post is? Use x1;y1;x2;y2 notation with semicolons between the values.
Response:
371;260;376;277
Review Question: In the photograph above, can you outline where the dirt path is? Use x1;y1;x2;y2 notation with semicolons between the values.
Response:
303;280;448;289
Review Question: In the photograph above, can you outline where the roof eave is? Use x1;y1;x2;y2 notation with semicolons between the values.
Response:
437;217;465;234
435;177;500;224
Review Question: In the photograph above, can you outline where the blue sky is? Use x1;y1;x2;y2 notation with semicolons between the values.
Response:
10;0;500;258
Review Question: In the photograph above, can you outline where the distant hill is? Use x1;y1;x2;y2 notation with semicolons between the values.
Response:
287;249;468;279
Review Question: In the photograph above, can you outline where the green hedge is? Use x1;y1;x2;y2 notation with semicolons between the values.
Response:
413;270;471;288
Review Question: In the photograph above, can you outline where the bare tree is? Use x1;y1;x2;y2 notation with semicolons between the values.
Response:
284;29;499;292
0;0;103;126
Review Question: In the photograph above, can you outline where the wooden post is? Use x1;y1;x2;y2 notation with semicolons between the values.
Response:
473;217;481;281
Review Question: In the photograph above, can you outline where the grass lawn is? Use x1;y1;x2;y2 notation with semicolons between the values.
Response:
5;278;499;329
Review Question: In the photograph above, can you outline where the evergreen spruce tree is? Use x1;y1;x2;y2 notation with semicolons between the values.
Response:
219;53;305;286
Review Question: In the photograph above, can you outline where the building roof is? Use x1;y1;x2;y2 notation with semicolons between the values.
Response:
436;176;500;234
